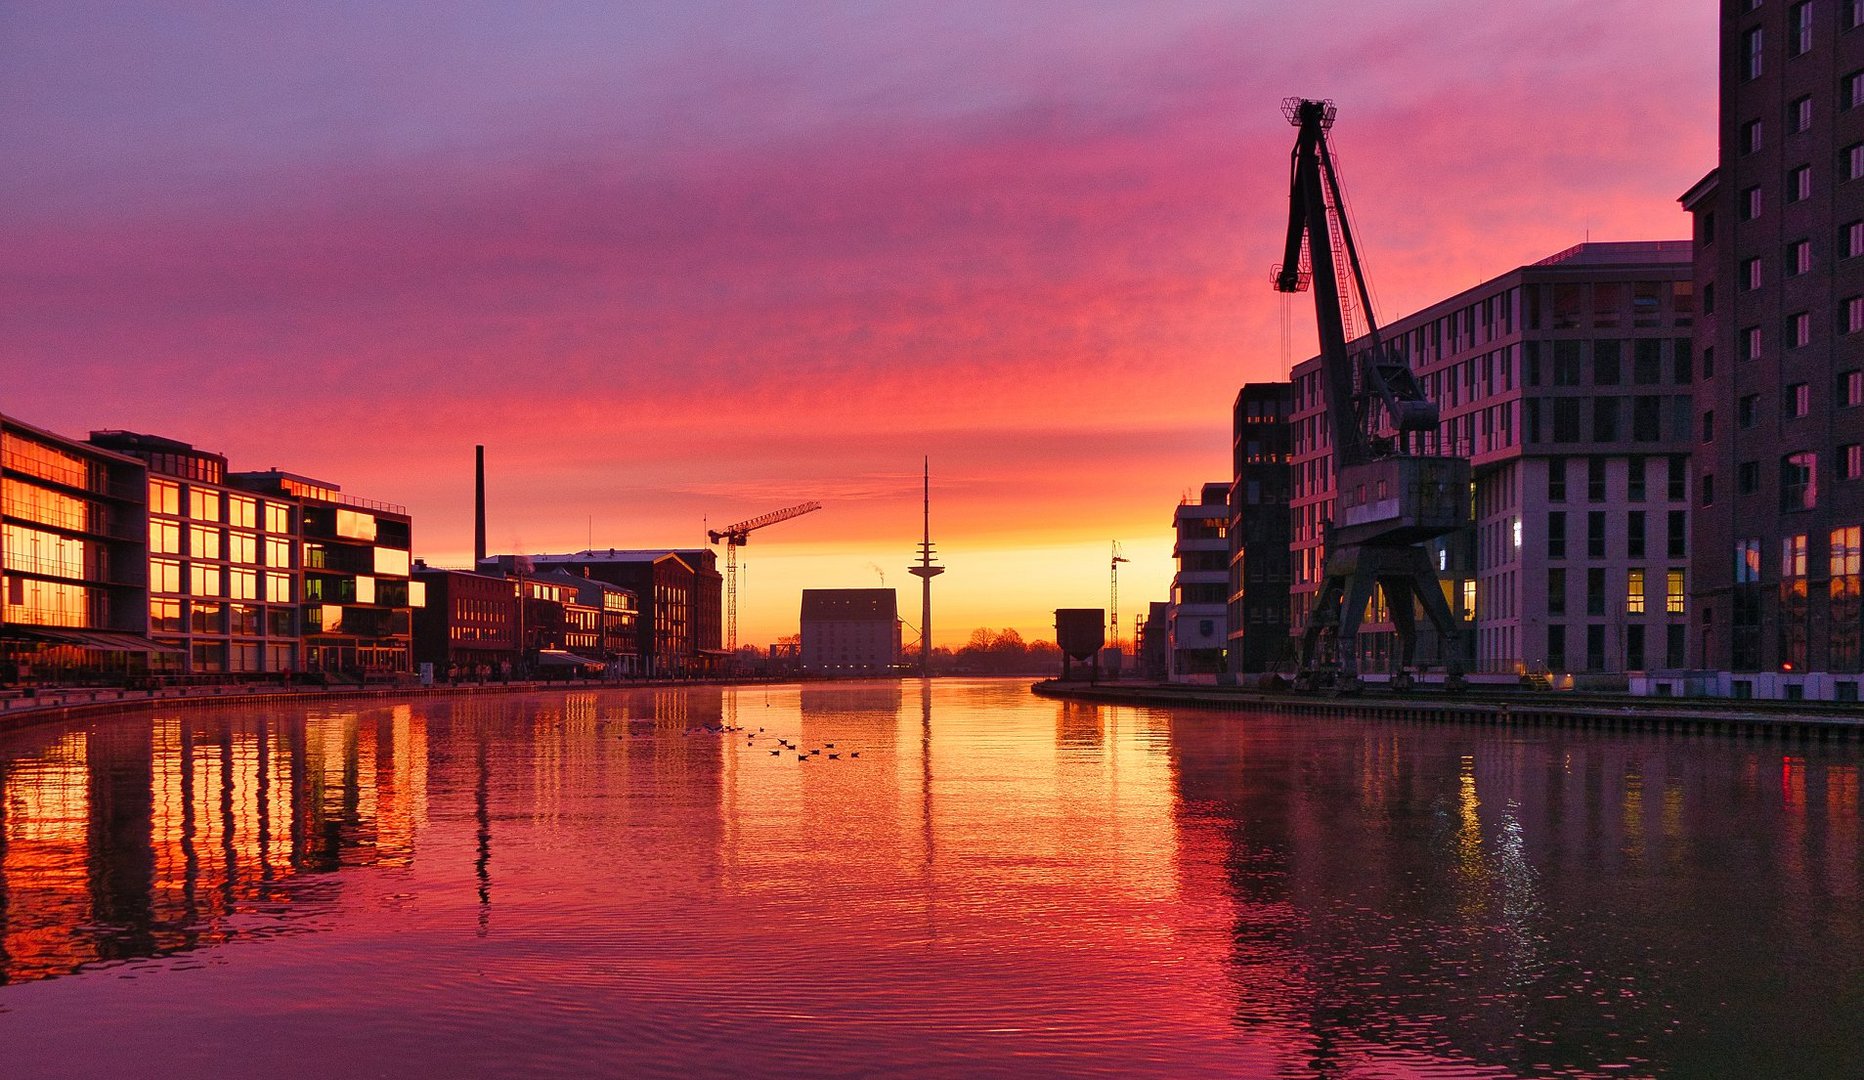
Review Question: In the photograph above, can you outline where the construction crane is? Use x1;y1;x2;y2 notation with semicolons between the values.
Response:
1109;541;1129;651
707;501;822;654
1274;98;1467;693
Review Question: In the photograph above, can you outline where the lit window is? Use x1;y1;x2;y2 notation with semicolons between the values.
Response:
1462;579;1476;620
1783;534;1808;578
1666;570;1686;615
1512;519;1522;549
1736;538;1762;583
190;563;222;597
1627;569;1646;614
1834;526;1864;576
229;568;257;600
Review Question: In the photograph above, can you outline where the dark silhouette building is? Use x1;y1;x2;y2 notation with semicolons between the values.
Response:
1228;383;1293;674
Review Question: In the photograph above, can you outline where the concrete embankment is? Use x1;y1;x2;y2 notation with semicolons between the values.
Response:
1032;680;1864;741
0;679;760;734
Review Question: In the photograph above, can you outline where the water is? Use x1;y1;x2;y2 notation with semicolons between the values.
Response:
0;679;1857;1078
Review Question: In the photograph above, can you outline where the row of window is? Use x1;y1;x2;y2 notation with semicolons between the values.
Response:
1703;450;1846;510
148;480;291;532
1544;567;1688;617
1741;3;1864;83
150;599;296;638
1736;526;1863;583
1548;456;1689;503
1545;510;1689;561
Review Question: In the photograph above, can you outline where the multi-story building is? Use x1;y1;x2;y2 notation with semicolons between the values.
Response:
1168;482;1230;681
1228;383;1293;674
799;588;901;674
88;431;303;677
410;562;521;678
516;550;702;676
0;415;159;683
230;470;418;678
1289;242;1696;682
1681;2;1864;700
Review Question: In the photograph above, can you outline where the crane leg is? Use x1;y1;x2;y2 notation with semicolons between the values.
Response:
1385;576;1418;691
1333;571;1377;692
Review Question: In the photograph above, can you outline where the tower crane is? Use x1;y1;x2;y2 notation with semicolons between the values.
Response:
1273;98;1468;693
1109;542;1129;651
708;501;822;654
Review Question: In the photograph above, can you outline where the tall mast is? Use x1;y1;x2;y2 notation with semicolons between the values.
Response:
907;456;944;675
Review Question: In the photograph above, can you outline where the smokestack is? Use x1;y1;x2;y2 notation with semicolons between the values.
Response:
474;444;487;566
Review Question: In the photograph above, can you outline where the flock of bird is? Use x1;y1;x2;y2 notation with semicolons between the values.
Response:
680;723;861;762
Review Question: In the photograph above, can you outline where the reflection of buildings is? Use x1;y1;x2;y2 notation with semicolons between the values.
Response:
0;707;425;985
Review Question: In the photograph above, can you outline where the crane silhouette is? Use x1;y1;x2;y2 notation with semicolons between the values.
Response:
707;502;822;653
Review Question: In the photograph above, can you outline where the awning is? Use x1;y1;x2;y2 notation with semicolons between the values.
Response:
0;626;184;654
536;649;606;670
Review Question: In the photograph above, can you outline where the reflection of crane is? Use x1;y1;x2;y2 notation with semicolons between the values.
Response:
707;501;822;653
1274;98;1467;693
1110;542;1129;650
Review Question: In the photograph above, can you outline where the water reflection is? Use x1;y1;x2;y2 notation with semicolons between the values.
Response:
0;683;1858;1078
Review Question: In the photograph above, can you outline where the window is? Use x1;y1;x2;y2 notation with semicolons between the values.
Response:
1783;451;1819;509
1667;570;1686;615
1790;382;1811;417
1670;455;1688;501
188;525;220;561
1594;397;1619;441
1587;567;1606;617
264;502;290;534
1553;399;1582;441
1848;221;1864;257
189;487;220;522
1553;341;1582;384
1548;568;1567;615
1589;457;1607;501
1746;26;1765;80
151;558;181;594
1790;311;1811;347
1846;370;1864;405
150;479;180;515
1629;457;1647;501
1791;164;1812;202
1593;339;1621;383
1793;95;1814;132
1791;239;1812;274
1836;526;1864;576
1628;569;1647;614
1703;345;1715;379
1549;456;1567;501
1548;511;1566;559
1745;186;1764;221
1588;510;1606;558
227;495;256;529
1740;393;1761;427
1744;256;1763;290
1629;510;1647;557
1669;510;1687;558
1745;325;1763;360
265;572;292;604
1547;625;1566;670
229;568;257;600
1739;460;1761;494
190;563;222;598
1792;3;1812;55
1848;70;1864;108
1745;118;1765;154
1846;443;1864;480
1850;143;1864;181
227;531;256;564
1736;538;1762;584
1784;533;1809;578
1702;410;1716;443
1850;0;1864;30
1848;297;1864;333
149;519;180;555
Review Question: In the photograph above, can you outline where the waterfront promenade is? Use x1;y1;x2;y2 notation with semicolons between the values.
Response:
1035;679;1864;740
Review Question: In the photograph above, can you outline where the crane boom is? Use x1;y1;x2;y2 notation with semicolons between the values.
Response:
707;500;823;655
1272;98;1468;693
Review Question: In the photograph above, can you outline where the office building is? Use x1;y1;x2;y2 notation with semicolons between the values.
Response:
1228;383;1293;674
411;562;522;678
0;415;162;683
1168;482;1230;681
1288;242;1696;681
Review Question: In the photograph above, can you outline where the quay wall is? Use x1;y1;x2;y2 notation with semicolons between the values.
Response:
1031;681;1864;742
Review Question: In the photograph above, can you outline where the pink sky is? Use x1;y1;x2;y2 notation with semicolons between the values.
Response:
0;1;1716;647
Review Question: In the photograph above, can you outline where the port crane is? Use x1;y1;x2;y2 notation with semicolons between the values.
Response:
708;501;822;653
1273;98;1467;692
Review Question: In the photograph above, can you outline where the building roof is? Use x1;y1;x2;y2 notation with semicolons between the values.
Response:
529;550;695;571
800;588;898;622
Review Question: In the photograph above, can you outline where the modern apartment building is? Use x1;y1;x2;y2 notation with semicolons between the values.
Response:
89;431;302;677
1681;1;1864;699
230;470;418;677
1168;482;1230;681
1228;383;1293;674
0;415;158;683
1288;242;1696;681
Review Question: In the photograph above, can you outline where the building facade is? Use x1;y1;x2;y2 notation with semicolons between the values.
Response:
1228;383;1293;674
0;416;159;683
411;563;522;678
517;550;702;676
799;588;901;674
1682;2;1864;699
1289;242;1696;682
1168;482;1230;681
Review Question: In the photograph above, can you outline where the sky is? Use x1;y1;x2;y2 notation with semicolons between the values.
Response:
0;1;1717;648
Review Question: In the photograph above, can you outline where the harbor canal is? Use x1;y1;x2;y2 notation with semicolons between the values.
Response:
0;678;1857;1077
